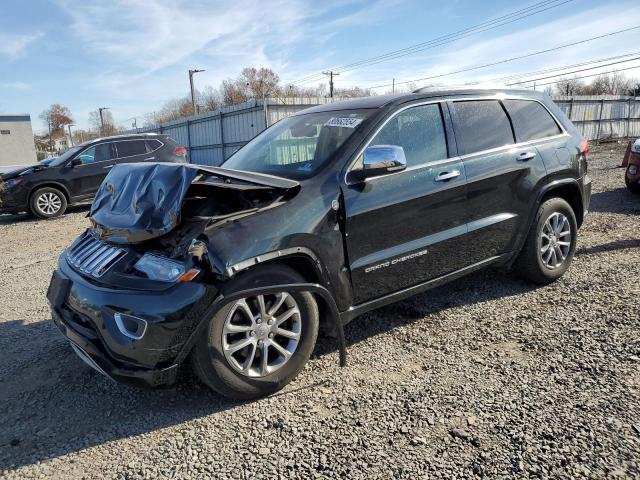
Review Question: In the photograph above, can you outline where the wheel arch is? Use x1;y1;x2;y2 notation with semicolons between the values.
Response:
225;250;337;334
538;180;584;227
28;182;72;204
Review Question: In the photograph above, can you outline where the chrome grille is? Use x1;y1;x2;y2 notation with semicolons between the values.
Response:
67;232;125;278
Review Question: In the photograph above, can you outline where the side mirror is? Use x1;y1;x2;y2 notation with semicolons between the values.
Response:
351;145;407;182
69;158;82;167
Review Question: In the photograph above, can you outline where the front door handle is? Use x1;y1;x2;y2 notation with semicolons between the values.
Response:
103;164;113;170
517;151;537;162
144;157;156;161
435;170;461;182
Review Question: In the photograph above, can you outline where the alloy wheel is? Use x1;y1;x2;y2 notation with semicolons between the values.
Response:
36;192;62;215
539;211;572;269
222;292;302;377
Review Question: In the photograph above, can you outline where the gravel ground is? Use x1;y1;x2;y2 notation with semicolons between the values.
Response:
0;143;639;479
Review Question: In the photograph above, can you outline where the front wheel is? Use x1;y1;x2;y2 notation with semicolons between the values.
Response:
30;187;67;218
513;197;577;284
190;264;319;399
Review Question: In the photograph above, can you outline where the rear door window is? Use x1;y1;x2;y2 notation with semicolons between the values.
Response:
115;140;147;158
453;100;514;155
369;103;448;168
502;99;562;142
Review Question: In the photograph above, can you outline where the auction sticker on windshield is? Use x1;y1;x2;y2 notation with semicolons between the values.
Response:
324;117;363;128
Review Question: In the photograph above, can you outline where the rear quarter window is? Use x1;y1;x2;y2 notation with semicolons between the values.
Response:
145;139;163;152
502;99;562;142
115;140;147;158
453;100;514;155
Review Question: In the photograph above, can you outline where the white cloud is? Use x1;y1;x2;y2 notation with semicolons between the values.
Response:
57;0;369;79
0;33;40;59
0;81;31;90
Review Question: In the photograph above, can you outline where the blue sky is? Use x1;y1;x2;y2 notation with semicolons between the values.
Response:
1;0;639;131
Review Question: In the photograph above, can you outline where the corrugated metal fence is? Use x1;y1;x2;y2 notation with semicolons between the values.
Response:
554;95;640;141
128;97;338;166
129;95;640;166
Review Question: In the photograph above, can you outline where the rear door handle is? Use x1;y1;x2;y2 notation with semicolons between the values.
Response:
517;151;537;162
144;157;156;161
435;170;461;182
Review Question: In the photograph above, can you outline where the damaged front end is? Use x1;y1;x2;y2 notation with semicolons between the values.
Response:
48;162;304;386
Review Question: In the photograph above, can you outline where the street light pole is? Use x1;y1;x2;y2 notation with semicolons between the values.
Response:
67;124;75;147
98;107;110;136
189;69;205;115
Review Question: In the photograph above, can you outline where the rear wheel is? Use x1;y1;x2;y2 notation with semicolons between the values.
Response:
191;264;319;399
513;197;577;284
30;187;67;218
625;172;640;194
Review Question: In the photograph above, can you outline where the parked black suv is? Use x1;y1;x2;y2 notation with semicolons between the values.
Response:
48;89;591;399
0;133;188;218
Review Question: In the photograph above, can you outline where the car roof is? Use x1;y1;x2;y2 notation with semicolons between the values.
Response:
297;87;545;114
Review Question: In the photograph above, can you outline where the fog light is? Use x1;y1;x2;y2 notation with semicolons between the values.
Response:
114;312;147;340
628;165;638;176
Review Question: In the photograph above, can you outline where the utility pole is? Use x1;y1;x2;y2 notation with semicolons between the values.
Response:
67;124;75;147
322;71;340;98
392;78;395;93
47;119;53;154
189;69;205;115
98;107;110;136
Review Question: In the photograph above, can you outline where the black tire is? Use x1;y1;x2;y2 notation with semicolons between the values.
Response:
513;197;577;285
191;264;319;400
625;175;640;194
29;187;67;218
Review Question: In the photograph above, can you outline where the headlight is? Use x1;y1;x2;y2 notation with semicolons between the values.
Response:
632;140;640;153
134;253;199;283
628;165;638;176
3;178;22;189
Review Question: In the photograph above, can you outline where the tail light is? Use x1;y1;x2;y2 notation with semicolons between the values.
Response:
579;139;590;157
579;139;589;176
174;146;188;158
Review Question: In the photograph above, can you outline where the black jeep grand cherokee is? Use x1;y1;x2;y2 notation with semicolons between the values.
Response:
48;88;591;399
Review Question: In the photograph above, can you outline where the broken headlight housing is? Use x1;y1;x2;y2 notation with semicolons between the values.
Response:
134;253;191;283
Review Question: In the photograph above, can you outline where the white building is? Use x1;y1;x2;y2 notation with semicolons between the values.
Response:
0;113;37;167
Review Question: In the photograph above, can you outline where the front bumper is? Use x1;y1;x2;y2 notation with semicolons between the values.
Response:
48;254;218;387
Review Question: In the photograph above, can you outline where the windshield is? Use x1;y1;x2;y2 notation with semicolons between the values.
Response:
49;145;84;167
222;109;373;179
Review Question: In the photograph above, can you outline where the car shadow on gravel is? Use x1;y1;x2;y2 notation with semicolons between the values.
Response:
313;267;537;359
588;188;640;214
0;205;90;225
0;318;246;472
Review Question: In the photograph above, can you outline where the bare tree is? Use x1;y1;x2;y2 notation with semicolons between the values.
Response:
89;109;116;136
199;85;223;112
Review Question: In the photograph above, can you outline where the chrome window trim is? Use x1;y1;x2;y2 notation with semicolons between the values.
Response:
344;94;568;185
70;138;165;166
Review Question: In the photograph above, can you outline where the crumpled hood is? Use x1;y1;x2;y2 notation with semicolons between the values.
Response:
90;162;299;244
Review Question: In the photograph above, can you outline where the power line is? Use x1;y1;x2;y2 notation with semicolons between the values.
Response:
488;51;640;84
287;0;573;86
506;56;640;85
364;25;640;91
532;64;640;87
